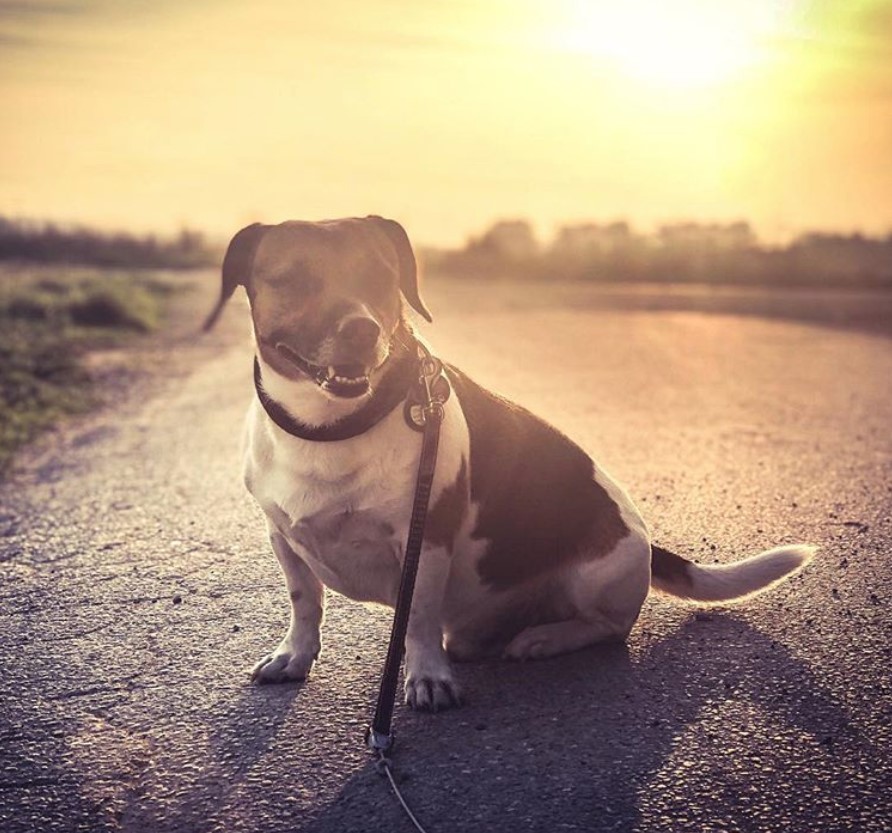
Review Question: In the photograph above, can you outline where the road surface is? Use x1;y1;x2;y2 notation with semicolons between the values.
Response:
2;275;891;832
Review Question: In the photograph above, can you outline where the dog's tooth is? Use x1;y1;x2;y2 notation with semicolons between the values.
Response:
323;371;369;387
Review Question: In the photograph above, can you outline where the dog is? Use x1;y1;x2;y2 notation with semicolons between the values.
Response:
203;215;814;712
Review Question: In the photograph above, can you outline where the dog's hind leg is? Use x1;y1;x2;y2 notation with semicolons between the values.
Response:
504;617;625;660
505;530;651;661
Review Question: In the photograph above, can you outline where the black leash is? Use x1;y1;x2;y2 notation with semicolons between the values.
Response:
366;345;448;756
253;339;449;829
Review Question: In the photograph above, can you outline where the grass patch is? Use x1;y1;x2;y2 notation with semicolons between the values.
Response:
0;266;181;472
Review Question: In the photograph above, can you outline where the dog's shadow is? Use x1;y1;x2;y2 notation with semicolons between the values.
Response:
176;610;883;833
294;612;882;833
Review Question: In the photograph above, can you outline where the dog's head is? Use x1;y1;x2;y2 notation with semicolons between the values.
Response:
204;216;431;400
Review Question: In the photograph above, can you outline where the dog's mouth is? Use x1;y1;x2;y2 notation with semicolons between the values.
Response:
275;343;371;399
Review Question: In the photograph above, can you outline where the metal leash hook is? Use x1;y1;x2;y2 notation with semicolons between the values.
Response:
366;726;393;758
366;342;448;756
404;346;450;432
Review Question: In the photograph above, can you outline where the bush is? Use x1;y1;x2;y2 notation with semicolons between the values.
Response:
67;289;155;331
0;266;177;471
6;295;51;321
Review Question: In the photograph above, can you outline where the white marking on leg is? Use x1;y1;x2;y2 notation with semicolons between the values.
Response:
252;528;324;683
504;617;622;660
403;544;462;711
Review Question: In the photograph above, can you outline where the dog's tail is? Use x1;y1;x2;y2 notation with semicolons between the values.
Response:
651;543;815;605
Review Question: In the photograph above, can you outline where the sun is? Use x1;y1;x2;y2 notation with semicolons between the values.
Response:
549;0;786;91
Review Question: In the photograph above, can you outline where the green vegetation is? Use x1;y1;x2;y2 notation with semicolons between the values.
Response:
0;266;179;472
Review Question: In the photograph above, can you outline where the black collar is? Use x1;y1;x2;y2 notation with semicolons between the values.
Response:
253;341;419;442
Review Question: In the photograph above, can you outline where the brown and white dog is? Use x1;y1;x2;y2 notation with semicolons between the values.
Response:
204;216;814;712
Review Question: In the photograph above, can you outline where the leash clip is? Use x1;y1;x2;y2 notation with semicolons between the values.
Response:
366;726;395;774
366;726;394;753
405;347;449;431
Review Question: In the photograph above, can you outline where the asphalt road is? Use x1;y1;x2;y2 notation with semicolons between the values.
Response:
2;275;891;833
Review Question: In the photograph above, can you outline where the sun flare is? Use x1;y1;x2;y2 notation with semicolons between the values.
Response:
550;0;789;90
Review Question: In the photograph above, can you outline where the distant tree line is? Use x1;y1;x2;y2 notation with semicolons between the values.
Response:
425;220;892;288
0;216;221;269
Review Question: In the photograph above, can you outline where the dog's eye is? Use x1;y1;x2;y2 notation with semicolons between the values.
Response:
270;272;322;298
295;274;323;296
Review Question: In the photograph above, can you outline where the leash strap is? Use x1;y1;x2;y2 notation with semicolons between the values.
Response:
367;349;446;754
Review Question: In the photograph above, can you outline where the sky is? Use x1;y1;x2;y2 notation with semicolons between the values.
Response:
1;0;891;246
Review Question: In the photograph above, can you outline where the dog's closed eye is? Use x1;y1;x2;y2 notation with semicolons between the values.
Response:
266;270;323;298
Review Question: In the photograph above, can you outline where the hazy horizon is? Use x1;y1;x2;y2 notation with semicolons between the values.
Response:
2;1;891;247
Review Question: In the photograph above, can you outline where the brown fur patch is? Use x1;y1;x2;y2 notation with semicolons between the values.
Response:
650;545;694;590
424;458;468;552
447;365;630;592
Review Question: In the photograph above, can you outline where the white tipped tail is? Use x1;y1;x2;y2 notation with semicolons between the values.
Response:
651;544;815;605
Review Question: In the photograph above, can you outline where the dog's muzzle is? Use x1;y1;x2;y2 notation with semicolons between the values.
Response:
275;342;372;399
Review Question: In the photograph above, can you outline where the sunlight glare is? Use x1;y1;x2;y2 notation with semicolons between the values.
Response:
550;0;791;90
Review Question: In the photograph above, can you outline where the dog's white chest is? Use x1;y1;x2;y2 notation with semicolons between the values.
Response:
290;506;401;603
246;407;414;605
257;475;405;604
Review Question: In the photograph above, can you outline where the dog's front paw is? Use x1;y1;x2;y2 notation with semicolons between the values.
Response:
251;641;317;684
404;671;462;712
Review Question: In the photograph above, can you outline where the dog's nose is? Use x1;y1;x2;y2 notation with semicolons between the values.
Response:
337;316;381;353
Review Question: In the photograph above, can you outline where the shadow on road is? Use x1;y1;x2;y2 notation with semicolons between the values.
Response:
123;682;307;832
299;614;881;832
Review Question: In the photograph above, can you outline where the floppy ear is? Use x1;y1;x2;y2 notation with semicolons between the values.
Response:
367;216;432;323
202;223;268;331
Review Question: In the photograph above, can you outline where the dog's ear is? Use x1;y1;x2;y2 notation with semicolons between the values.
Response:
202;223;268;331
367;216;432;323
